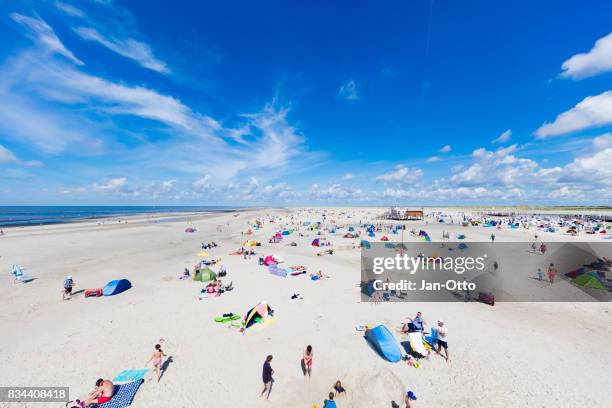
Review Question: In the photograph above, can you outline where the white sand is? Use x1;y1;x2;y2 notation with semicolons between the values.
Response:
1;208;611;408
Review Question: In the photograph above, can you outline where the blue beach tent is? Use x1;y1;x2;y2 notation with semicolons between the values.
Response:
103;279;132;296
364;325;402;362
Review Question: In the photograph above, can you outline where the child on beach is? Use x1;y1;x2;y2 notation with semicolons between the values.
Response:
323;392;337;408
302;345;313;379
405;391;417;407
537;268;544;281
62;276;75;300
147;344;167;382
333;380;346;397
548;263;557;284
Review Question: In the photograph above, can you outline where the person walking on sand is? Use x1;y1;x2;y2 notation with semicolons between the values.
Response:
537;268;544;281
147;344;167;382
260;355;274;399
540;243;547;255
301;345;313;379
62;275;75;300
490;233;495;243
435;320;450;362
547;263;557;284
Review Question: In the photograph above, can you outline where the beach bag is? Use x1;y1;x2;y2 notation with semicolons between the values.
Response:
478;291;495;306
84;288;103;297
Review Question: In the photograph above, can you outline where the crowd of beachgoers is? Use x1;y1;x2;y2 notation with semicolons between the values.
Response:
1;207;611;407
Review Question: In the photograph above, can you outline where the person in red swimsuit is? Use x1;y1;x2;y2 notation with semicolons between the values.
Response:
83;378;114;407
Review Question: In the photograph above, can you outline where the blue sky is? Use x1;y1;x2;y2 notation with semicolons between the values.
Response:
0;0;611;205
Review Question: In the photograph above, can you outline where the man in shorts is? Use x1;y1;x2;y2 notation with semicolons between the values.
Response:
435;320;450;363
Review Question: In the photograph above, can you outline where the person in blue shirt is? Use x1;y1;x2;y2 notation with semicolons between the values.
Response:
323;392;337;408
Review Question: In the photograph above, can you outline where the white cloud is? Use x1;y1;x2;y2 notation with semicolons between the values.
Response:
0;144;42;166
161;179;177;192
563;147;612;185
427;156;441;162
492;129;512;144
193;175;211;190
312;183;363;200
535;91;612;138
376;165;423;183
439;144;451;153
74;27;169;74
55;1;85;18
342;173;354;180
10;13;84;65
92;177;138;195
59;186;87;194
338;79;360;101
561;33;612;80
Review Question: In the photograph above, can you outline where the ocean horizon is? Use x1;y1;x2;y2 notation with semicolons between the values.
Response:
0;206;244;227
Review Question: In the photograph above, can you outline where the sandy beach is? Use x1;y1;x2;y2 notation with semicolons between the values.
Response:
1;207;612;408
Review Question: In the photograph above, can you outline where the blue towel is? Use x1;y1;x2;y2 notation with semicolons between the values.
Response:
92;380;143;408
113;369;149;383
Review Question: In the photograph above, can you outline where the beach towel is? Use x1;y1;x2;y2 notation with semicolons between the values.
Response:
408;331;429;357
112;369;149;383
90;380;143;408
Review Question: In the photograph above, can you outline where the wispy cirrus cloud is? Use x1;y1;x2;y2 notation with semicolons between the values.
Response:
10;13;84;65
54;1;85;18
338;79;360;101
74;26;169;74
0;144;42;166
492;129;512;144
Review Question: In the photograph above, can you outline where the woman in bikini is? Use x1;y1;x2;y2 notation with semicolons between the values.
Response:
302;345;313;379
147;344;167;382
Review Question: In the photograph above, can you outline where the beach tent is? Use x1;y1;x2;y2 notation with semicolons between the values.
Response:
368;231;375;237
360;240;371;249
344;233;355;238
311;238;320;247
194;267;216;282
348;227;355;232
364;325;402;362
185;227;196;233
574;272;606;290
274;233;283;240
381;235;389;241
418;230;431;242
565;268;585;279
103;279;132;296
243;301;272;329
281;230;290;235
